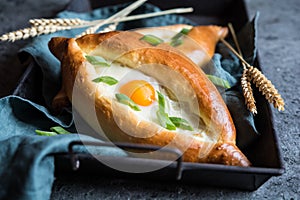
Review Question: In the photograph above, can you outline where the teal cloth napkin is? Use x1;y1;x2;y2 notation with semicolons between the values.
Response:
0;3;259;200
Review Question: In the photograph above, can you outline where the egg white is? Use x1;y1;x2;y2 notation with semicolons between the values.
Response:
86;58;211;142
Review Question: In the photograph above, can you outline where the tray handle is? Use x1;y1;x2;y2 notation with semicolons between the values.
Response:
68;140;184;180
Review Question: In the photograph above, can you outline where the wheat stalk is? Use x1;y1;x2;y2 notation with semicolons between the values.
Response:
227;23;257;114
0;7;193;42
77;0;147;37
30;8;193;29
221;33;285;112
91;7;193;26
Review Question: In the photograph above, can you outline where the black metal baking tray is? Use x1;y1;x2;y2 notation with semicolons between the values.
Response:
13;0;284;191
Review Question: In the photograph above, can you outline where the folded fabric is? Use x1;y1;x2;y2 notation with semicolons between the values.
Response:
0;96;127;199
0;2;259;200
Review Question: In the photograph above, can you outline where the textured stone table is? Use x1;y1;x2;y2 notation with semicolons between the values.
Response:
0;0;299;199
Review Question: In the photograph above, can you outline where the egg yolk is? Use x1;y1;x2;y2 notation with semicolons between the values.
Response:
119;80;155;106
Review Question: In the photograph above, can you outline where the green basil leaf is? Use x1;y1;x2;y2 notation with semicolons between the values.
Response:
156;110;176;130
140;34;164;46
180;28;191;35
171;28;191;41
206;75;231;89
157;90;165;112
115;93;141;111
85;55;110;67
50;126;70;134
92;76;118;85
169;117;194;131
170;39;183;47
35;130;58;136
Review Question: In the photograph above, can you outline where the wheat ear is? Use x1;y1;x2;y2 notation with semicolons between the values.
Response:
221;37;285;112
0;26;71;42
227;23;257;114
29;18;84;27
247;66;285;111
241;68;257;114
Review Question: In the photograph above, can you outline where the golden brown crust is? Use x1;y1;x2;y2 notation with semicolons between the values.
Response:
51;85;70;113
187;26;228;58
135;25;228;68
49;25;250;166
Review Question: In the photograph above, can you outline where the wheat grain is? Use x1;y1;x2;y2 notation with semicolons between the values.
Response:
247;66;285;111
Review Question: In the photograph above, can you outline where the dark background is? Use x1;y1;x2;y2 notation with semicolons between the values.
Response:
0;0;299;199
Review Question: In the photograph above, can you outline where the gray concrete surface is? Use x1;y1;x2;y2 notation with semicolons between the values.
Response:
0;0;299;199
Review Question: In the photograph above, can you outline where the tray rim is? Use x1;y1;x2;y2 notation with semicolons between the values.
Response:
54;147;285;176
12;0;285;190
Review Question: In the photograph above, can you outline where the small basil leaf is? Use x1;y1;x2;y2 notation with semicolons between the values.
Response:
140;34;164;46
92;76;118;85
171;28;191;41
170;39;183;47
206;75;231;89
85;55;110;67
115;93;141;111
157;90;165;112
169;117;194;131
50;126;70;134
35;130;58;136
180;28;191;35
156;110;176;130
